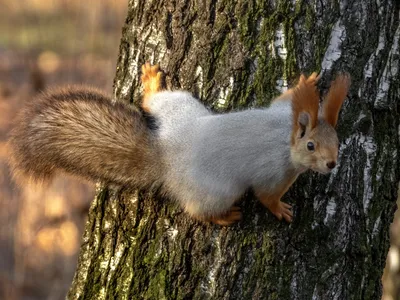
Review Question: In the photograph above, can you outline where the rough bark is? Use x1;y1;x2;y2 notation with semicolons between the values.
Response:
68;0;400;299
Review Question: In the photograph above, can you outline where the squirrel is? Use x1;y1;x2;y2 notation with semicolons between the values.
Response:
8;63;350;226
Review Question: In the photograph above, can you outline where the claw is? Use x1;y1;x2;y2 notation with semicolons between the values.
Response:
267;201;293;223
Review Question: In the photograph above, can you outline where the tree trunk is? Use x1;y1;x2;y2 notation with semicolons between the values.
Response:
68;0;400;299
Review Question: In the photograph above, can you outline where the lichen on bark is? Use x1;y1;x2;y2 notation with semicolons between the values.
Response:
68;1;400;299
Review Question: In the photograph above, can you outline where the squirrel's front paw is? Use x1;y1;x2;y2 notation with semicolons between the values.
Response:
268;201;293;223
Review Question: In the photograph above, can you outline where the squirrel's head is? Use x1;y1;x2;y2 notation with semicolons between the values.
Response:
290;73;350;174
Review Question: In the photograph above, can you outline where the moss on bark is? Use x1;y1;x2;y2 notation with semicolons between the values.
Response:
68;1;400;299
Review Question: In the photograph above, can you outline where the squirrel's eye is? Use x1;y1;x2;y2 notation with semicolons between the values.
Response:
307;142;315;151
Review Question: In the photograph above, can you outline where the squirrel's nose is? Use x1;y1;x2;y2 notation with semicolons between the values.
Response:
326;161;336;169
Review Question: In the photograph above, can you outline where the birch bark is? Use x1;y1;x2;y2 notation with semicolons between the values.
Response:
68;1;400;299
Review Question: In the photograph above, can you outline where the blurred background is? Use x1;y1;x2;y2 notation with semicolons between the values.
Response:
0;1;126;299
0;1;398;299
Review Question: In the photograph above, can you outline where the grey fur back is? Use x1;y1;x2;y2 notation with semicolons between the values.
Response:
149;91;295;216
191;103;294;194
8;86;163;187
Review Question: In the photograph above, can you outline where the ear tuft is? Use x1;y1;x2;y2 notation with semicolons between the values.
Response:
291;74;320;144
323;73;351;127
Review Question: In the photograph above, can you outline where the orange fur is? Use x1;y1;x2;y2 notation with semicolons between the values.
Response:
207;206;242;226
272;89;294;103
291;74;320;144
273;72;320;103
322;74;350;127
256;174;298;223
303;72;320;85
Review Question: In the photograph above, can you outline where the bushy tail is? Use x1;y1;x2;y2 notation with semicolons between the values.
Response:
8;86;163;187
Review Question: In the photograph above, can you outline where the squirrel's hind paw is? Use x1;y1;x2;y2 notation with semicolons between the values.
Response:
141;62;163;95
141;62;164;112
208;206;242;226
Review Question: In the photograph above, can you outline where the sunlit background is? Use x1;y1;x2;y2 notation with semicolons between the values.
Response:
0;1;398;299
0;1;126;299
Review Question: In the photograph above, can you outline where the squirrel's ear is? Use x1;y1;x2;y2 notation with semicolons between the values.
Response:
322;74;351;127
298;112;310;138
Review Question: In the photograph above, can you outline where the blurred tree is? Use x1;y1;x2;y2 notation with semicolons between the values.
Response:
68;0;400;299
